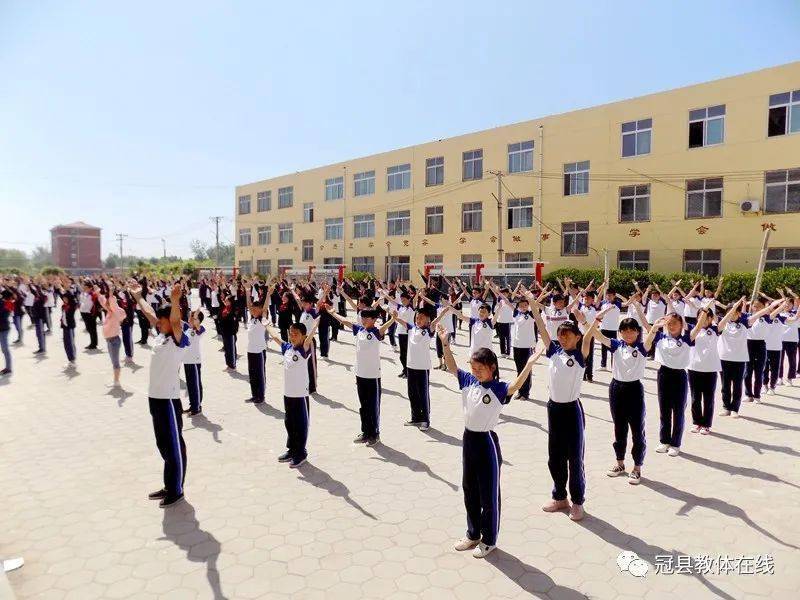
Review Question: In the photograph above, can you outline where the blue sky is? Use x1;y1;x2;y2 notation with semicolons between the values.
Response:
1;0;798;258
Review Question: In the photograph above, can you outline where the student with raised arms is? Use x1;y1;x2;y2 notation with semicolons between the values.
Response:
437;324;541;558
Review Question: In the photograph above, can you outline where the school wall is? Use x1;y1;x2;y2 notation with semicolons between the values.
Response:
51;228;102;270
234;61;800;277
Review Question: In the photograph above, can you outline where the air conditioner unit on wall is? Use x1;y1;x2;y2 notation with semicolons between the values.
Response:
740;199;761;213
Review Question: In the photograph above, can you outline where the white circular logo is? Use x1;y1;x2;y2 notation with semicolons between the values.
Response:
292;355;298;362
707;329;713;335
566;358;575;367
482;394;491;404
735;323;741;329
676;340;682;347
524;314;529;320
632;350;639;358
483;323;488;328
367;333;373;340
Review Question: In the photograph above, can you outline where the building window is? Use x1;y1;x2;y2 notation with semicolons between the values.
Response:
278;223;293;244
689;105;725;148
387;256;410;281
256;259;272;275
352;256;375;274
507;197;533;229
426;157;444;187
686;178;723;219
765;247;800;270
278;186;293;208
323;257;343;268
505;252;534;268
239;228;251;247
257;225;271;246
619;184;651;222
278;258;293;271
508;140;534;173
563;161;590;195
303;202;314;223
462;149;483;181
767;90;800;137
257;191;271;212
324;217;343;240
325;176;344;201
561;221;589;256
621;119;652;157
683;249;721;276
424;254;443;268
239;260;252;276
461;202;482;232
354;171;375;197
302;239;314;262
618;250;650;270
425;206;444;234
461;254;482;270
386;210;411;236
238;195;251;215
764;168;800;214
387;164;411;191
353;213;375;238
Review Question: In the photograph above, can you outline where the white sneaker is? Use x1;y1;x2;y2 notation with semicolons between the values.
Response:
690;425;702;433
628;470;641;485
766;388;775;396
777;378;784;386
655;443;669;453
667;447;680;457
453;537;480;551
730;411;739;419
753;397;761;404
789;380;795;387
472;542;496;558
718;409;731;416
607;464;626;477
746;396;754;403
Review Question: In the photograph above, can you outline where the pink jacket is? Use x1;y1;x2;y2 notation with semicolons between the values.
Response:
100;295;125;339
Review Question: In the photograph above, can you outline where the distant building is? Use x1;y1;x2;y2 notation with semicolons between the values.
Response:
50;222;102;272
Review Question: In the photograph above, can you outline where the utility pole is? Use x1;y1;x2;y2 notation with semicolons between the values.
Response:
537;125;544;261
751;226;772;302
161;238;166;259
490;171;504;267
115;233;128;275
210;216;224;267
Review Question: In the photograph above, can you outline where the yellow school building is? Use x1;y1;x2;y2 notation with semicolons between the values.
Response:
235;61;800;280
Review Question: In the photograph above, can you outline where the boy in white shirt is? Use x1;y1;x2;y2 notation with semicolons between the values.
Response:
182;311;205;416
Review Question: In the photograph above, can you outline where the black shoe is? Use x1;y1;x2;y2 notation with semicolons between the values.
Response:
182;408;192;414
189;409;202;416
353;433;368;444
33;349;45;355
365;436;380;447
0;368;11;376
148;488;167;500
159;493;184;508
277;452;292;463
404;420;422;427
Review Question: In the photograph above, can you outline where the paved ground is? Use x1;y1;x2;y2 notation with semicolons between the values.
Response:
1;305;799;600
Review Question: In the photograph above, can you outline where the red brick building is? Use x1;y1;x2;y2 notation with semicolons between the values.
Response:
50;222;102;272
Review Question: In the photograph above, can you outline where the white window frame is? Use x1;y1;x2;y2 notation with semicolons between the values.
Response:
278;223;293;244
325;176;344;201
257;191;271;212
683;249;721;277
425;205;444;234
425;157;444;187
278;186;293;208
256;259;272;275
619;184;651;223
689;105;725;148
460;254;482;270
765;247;800;270
508;140;534;173
238;195;251;215
303;202;314;223
618;250;650;271
386;210;411;236
302;239;314;262
563;161;590;196
686;178;723;219
323;257;343;268
354;171;375;197
461;201;482;232
238;227;251;247
352;256;375;274
462;149;483;181
324;217;343;240
257;225;271;246
768;90;800;137
387;164;411;192
621;119;652;157
353;213;375;238
277;258;293;270
764;168;800;214
424;254;443;268
507;197;533;229
561;221;589;256
505;252;534;268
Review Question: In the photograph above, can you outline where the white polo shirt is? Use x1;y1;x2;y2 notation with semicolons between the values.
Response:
689;326;722;372
281;342;310;397
247;318;267;353
395;305;414;335
718;315;750;362
406;325;433;370
457;369;510;432
546;341;585;403
654;331;692;370
353;325;382;379
182;324;205;365
609;339;647;382
149;331;189;399
511;309;536;348
470;319;494;354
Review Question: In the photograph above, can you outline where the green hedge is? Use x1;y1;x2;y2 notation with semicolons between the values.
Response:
543;267;800;303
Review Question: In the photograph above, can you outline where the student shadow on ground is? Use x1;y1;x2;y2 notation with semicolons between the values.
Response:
186;413;223;444
640;477;799;550
576;513;737;600
226;370;249;381
253;401;285;421
369;442;458;491
498;412;548;436
421;427;462;447
738;413;800;432
679;451;800;490
294;462;376;520
321;358;352;372
125;361;143;373
106;385;133;407
160;501;228;600
61;366;80;380
486;549;586;600
759;399;800;414
710;430;800;458
311;393;358;415
526;396;613;425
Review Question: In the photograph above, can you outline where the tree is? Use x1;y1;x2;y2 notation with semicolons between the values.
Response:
190;239;209;261
30;245;53;268
104;254;118;269
189;239;234;265
0;248;30;271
